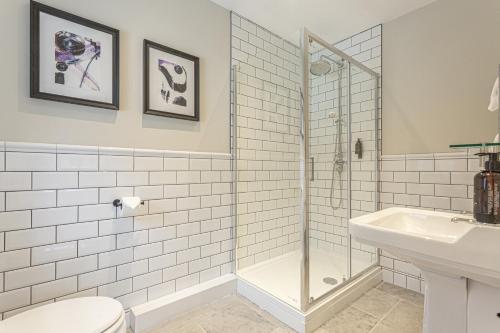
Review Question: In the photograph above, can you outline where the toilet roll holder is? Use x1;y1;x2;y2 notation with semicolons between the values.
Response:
112;199;145;209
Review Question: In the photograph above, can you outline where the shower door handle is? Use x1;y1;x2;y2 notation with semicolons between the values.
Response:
311;157;315;181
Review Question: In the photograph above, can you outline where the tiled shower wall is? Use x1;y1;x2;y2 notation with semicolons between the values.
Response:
0;142;233;319
379;151;477;293
231;12;302;269
309;26;381;265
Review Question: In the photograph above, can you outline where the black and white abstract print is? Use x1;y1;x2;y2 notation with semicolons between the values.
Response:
158;59;187;107
145;40;199;120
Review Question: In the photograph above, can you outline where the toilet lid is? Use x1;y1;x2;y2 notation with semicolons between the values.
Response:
0;297;123;333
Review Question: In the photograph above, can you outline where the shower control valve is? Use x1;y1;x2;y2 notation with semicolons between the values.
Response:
355;138;363;159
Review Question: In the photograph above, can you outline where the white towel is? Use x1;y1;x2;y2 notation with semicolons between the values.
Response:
488;77;499;112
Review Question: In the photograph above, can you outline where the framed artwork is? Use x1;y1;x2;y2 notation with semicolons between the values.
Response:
144;39;199;121
30;1;119;110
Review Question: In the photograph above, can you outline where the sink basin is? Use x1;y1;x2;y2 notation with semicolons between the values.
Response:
366;210;474;243
350;207;500;333
350;207;500;287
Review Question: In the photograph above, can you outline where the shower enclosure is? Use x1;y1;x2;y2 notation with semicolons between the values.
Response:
232;27;380;315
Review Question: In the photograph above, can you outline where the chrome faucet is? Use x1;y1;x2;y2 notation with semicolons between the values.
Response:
451;211;476;224
450;211;500;227
450;216;477;224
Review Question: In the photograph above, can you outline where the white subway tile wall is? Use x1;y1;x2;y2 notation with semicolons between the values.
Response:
379;151;477;293
0;141;233;319
231;12;301;269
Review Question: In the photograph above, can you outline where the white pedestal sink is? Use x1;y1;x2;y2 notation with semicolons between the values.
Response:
350;207;500;333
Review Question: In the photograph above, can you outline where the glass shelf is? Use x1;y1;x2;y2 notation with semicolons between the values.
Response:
450;143;500;153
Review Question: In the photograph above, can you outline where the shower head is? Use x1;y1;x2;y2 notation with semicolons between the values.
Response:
310;59;331;76
310;55;345;76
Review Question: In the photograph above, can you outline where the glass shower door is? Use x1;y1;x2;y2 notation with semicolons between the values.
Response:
302;29;380;309
307;40;350;303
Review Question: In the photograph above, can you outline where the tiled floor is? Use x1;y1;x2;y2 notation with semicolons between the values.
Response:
144;283;424;333
315;283;424;333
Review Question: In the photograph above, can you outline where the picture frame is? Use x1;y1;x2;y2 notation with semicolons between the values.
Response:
30;1;119;110
144;39;199;121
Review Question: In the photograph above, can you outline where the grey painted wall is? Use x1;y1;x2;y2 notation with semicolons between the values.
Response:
0;0;230;153
382;0;500;154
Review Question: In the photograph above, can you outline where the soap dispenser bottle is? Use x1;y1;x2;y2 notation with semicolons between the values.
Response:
474;153;500;224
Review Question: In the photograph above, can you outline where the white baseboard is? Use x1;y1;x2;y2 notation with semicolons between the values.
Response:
129;274;238;333
128;268;382;333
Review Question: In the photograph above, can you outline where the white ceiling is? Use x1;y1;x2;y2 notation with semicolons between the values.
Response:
210;0;437;44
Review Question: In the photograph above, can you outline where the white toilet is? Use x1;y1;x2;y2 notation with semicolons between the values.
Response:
0;297;126;333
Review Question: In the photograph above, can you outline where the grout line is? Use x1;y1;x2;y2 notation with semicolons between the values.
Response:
367;299;403;333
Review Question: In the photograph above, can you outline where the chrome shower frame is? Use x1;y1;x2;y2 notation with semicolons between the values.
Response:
320;54;345;69
300;28;381;312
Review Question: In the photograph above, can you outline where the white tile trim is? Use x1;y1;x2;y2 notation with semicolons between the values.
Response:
189;152;213;159
433;152;468;159
404;153;434;160
56;144;99;155
5;142;57;153
0;141;230;159
133;149;164;158
98;147;135;156
381;154;405;161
